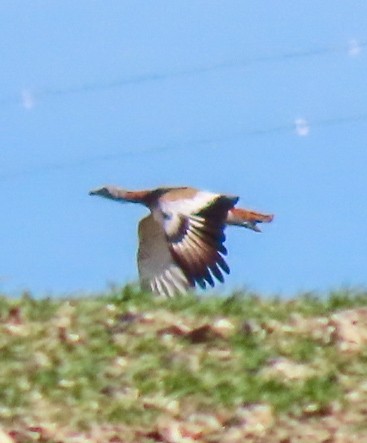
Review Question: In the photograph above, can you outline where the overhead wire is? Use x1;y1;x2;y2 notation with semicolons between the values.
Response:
0;38;366;182
0;39;365;107
1;112;366;183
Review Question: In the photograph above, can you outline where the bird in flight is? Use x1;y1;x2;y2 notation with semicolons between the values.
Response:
89;185;273;297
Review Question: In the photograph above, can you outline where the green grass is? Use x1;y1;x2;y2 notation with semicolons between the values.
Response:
1;286;367;441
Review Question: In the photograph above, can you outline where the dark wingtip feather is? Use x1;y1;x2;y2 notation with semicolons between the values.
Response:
218;244;227;255
196;278;207;289
203;270;215;287
217;255;230;275
210;263;224;283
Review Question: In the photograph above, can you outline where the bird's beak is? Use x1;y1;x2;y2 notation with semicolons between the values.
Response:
89;187;111;198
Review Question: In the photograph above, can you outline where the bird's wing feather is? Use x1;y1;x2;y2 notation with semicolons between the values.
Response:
158;191;239;288
137;215;191;297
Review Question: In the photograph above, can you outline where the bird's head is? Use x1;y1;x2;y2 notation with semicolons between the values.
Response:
89;185;151;205
89;185;127;202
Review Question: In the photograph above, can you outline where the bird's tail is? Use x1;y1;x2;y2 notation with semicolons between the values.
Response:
226;207;274;232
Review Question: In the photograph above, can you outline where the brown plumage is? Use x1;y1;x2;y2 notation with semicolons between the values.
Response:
89;185;273;297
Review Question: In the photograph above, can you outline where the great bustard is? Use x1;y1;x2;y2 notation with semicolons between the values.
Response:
89;185;273;297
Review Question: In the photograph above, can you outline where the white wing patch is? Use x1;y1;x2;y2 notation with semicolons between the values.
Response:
160;191;220;218
137;215;191;297
158;191;221;239
156;192;239;290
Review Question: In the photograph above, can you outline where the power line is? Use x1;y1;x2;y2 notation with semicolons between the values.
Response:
1;112;366;183
1;39;365;108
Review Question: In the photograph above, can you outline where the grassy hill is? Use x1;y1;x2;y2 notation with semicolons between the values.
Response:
1;287;367;442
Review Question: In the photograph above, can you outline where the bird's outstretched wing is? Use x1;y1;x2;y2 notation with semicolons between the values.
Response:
159;191;239;289
137;215;191;297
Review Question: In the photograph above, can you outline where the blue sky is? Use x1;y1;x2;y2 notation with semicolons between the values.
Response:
1;1;366;296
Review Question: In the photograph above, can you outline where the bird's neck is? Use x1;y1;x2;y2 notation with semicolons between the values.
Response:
117;190;154;205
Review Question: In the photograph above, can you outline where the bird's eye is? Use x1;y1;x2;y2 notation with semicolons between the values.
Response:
162;211;172;220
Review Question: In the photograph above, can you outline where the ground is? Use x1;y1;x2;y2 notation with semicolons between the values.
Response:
1;286;367;442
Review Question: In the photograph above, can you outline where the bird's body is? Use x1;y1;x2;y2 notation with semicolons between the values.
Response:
89;185;273;297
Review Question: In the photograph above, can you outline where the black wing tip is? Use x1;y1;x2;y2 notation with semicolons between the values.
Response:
217;255;230;275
